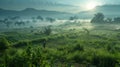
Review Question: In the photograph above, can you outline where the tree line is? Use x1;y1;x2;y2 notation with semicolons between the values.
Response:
91;13;120;23
0;16;56;28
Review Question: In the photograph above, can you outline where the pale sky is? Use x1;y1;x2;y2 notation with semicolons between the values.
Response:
0;0;120;12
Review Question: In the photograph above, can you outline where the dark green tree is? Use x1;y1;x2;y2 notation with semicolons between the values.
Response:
37;16;44;21
91;13;105;23
0;38;10;67
0;37;10;51
43;26;52;35
69;16;78;20
46;17;56;23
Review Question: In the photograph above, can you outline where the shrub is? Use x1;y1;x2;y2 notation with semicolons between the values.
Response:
68;44;84;53
92;54;116;67
0;37;10;50
13;41;29;48
43;26;52;35
67;51;86;63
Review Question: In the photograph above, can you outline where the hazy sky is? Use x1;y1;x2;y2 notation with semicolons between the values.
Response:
0;0;120;12
56;0;120;5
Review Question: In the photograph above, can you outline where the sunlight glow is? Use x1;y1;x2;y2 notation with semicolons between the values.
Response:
86;2;98;10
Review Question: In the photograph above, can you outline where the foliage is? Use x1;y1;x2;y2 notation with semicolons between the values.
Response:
1;18;120;67
91;13;105;23
0;37;10;50
43;26;52;35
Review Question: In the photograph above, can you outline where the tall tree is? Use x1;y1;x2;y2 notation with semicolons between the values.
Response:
46;17;56;23
37;16;44;21
43;26;52;35
91;13;105;23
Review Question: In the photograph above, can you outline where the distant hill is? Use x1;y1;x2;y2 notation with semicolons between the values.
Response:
78;5;120;19
0;0;79;13
0;8;73;19
1;5;120;19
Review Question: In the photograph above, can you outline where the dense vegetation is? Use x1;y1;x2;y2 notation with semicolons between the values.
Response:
0;13;120;67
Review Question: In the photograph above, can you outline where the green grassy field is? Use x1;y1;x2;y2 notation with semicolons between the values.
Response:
0;22;120;67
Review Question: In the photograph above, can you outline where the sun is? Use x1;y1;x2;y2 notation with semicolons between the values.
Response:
86;2;97;10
